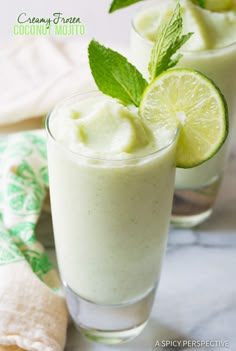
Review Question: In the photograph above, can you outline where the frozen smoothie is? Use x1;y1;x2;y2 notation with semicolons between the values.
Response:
47;92;178;305
131;0;236;225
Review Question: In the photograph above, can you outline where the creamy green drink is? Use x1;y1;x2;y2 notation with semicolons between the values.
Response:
47;92;178;343
131;0;236;226
47;93;177;303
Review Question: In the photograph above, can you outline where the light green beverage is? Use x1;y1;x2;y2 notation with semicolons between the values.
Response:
131;0;236;226
47;91;178;343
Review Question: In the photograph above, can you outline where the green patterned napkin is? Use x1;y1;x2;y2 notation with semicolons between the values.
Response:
0;130;68;351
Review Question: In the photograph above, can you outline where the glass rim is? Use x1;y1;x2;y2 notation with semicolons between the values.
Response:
131;6;236;56
46;90;180;163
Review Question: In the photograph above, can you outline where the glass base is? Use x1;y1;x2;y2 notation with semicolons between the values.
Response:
64;282;156;345
171;208;213;228
171;176;222;228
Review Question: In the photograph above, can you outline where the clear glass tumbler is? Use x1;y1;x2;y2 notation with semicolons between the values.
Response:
130;3;236;228
46;91;179;344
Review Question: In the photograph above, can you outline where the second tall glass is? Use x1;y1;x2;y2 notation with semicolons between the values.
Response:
131;3;236;227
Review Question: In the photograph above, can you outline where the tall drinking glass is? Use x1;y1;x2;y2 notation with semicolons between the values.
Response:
131;3;236;227
46;91;179;344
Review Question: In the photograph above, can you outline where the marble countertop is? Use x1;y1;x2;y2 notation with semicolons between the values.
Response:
41;146;235;351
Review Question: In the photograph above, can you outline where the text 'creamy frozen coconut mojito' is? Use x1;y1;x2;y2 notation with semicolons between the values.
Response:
47;5;227;345
130;0;236;226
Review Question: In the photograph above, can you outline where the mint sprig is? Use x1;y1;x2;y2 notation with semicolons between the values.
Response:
89;4;193;107
148;3;193;81
88;40;148;107
108;0;206;13
109;0;144;13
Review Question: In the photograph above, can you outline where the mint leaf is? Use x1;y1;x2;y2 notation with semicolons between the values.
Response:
191;0;206;8
166;33;193;68
148;3;193;81
109;0;144;13
88;40;148;107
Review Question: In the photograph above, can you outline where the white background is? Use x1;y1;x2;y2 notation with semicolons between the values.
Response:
1;0;152;46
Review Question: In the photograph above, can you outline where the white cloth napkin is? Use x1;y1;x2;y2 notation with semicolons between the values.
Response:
0;37;95;125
